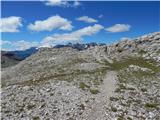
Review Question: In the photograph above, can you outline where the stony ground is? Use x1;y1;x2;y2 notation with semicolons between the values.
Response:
1;32;160;120
106;58;160;120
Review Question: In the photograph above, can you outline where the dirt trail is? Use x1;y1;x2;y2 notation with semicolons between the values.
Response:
83;71;117;120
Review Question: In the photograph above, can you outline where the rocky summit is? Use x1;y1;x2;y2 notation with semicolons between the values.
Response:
1;32;160;120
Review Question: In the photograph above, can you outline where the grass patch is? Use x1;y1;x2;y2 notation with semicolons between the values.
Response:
32;116;40;120
90;89;99;94
117;117;125;120
68;117;75;120
117;48;123;53
79;82;90;90
93;79;101;85
107;57;160;73
111;107;117;112
27;104;36;110
3;66;108;88
126;87;135;91
110;97;119;101
118;83;126;89
127;117;133;120
115;88;122;93
139;50;147;54
145;103;159;109
79;103;85;110
141;88;147;92
156;49;160;53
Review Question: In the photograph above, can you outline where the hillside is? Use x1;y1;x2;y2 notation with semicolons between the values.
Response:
1;47;38;69
1;51;22;68
1;32;160;120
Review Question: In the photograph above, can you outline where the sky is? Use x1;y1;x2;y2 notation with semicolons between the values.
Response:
1;0;160;51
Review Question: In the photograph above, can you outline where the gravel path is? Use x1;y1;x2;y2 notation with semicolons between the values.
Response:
83;71;117;120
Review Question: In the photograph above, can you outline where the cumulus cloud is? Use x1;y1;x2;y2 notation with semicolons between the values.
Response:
28;15;73;32
1;40;39;50
12;40;39;50
45;0;69;7
45;0;81;7
73;0;81;7
106;24;131;33
5;40;39;50
42;24;104;47
76;16;98;23
0;40;11;46
0;16;22;32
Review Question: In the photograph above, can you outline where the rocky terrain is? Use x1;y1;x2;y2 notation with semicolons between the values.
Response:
1;51;22;68
1;32;160;120
1;47;38;68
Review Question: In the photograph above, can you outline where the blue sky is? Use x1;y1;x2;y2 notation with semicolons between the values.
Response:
1;1;160;50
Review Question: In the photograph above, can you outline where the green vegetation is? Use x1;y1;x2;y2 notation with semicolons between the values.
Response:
79;82;90;90
118;83;126;90
141;88;147;92
111;107;117;112
109;57;160;91
127;117;133;120
27;104;36;110
117;117;125;120
145;103;159;109
114;84;127;93
110;97;119;101
32;116;40;120
93;79;101;85
138;50;147;54
50;92;54;96
126;87;135;91
4;110;10;113
117;48;123;53
3;66;108;88
79;103;85;110
68;117;75;120
90;89;99;94
156;49;160;53
106;57;160;73
115;88;122;93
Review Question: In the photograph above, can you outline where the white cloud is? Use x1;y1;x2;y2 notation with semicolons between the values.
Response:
0;16;22;32
73;0;81;7
120;37;131;41
0;40;11;46
42;24;104;47
45;0;69;7
98;14;103;18
106;24;131;33
1;40;40;50
45;0;81;7
12;40;39;50
28;15;73;32
76;16;98;23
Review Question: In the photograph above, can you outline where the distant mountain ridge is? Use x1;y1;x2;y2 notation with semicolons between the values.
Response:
54;42;105;50
8;47;38;60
